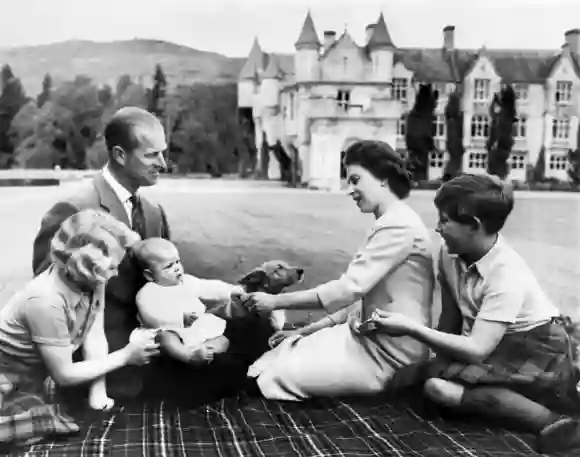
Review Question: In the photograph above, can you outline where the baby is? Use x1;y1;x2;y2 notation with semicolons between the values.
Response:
132;238;241;365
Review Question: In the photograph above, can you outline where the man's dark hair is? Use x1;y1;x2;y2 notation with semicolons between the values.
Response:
434;173;514;234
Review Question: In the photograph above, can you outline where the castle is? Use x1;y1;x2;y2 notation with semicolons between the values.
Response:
237;11;580;190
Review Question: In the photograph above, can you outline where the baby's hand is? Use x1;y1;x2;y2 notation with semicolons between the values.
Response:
89;393;115;411
184;313;198;327
230;285;246;302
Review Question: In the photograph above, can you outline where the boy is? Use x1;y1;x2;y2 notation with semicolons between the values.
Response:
360;174;580;454
133;238;239;365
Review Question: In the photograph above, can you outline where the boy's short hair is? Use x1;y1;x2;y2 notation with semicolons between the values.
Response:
132;237;176;270
434;173;514;234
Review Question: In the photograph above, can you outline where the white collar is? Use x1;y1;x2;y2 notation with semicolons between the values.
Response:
102;164;134;205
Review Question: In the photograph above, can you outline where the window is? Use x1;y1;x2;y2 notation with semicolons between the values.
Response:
392;78;408;102
474;79;491;101
433;114;445;138
555;81;572;104
397;114;407;137
552;117;570;140
336;90;350;112
513;84;528;101
470;115;490;138
512;116;527;138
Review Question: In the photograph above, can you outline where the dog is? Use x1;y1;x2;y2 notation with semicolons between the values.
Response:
225;260;305;331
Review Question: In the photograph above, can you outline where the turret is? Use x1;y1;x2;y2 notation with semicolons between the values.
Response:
238;36;263;107
294;11;321;82
367;13;395;83
261;54;282;107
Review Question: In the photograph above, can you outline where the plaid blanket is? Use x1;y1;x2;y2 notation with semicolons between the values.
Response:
6;391;551;457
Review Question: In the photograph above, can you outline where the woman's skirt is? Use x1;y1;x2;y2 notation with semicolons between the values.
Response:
248;323;394;401
424;318;579;413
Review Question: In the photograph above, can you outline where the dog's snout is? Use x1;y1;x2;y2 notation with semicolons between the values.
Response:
296;268;304;277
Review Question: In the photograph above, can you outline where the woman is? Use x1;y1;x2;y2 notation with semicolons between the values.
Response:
243;139;435;401
0;209;159;446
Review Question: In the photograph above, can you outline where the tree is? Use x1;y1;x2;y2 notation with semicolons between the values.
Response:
443;86;464;181
148;64;167;117
405;83;439;182
115;74;133;102
486;85;517;179
1;65;14;92
118;82;148;109
9;100;40;149
0;74;28;152
567;126;580;186
37;73;53;108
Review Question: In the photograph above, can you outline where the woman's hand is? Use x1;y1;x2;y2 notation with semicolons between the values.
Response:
367;310;419;336
244;292;279;314
268;329;301;348
125;329;160;365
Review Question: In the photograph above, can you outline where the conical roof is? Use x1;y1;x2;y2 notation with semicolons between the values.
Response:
295;11;321;49
367;13;395;49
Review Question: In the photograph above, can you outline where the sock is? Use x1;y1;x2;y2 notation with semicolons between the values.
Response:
460;386;561;433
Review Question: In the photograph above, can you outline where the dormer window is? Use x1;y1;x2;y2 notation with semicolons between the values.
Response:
474;79;490;101
555;81;572;104
337;90;350;112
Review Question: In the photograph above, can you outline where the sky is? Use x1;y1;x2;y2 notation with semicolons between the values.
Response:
2;0;580;57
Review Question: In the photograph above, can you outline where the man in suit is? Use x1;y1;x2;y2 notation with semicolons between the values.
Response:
32;106;171;399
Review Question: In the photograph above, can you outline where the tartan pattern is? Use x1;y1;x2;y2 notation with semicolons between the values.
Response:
7;392;549;457
0;375;80;447
424;319;579;411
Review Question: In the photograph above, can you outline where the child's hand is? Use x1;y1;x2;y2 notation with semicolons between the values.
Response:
187;345;215;365
230;285;246;302
367;310;418;336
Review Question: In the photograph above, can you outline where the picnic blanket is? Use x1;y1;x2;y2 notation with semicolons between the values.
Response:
2;391;569;457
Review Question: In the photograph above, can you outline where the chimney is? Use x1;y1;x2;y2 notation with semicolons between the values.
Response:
562;42;571;58
564;28;580;57
365;24;376;44
323;30;336;51
443;25;455;51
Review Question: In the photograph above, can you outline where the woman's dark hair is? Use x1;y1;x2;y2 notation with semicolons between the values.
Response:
343;140;412;199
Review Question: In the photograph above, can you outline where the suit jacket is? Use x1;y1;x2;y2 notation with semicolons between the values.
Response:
32;172;171;351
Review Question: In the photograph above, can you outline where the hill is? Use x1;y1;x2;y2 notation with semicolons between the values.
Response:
0;39;248;97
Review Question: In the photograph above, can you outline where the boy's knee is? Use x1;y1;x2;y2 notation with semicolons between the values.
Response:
424;378;464;407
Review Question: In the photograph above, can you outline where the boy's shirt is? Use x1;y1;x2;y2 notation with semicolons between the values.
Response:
136;274;234;346
437;235;560;336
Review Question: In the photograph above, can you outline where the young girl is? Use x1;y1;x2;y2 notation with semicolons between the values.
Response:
361;174;580;455
0;209;159;446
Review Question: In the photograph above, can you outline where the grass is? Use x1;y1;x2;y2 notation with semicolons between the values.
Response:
141;184;580;325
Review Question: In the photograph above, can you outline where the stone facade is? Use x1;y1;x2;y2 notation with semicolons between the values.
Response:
237;12;580;190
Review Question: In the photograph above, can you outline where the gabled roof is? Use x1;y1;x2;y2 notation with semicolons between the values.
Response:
295;11;320;49
367;13;395;49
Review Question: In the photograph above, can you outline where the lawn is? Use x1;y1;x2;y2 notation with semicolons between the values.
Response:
144;183;580;324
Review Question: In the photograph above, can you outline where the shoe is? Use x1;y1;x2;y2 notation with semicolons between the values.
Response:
538;416;580;454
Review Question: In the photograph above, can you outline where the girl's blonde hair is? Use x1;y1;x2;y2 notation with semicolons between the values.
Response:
50;209;140;287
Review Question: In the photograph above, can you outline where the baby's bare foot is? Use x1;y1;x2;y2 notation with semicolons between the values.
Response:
89;394;115;411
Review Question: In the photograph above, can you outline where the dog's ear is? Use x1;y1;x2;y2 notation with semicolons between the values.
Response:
238;269;268;291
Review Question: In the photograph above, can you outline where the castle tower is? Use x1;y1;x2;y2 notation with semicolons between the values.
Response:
261;54;282;108
238;36;264;107
294;11;321;82
367;13;395;83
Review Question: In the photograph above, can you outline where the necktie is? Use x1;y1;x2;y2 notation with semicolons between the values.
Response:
129;195;146;238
